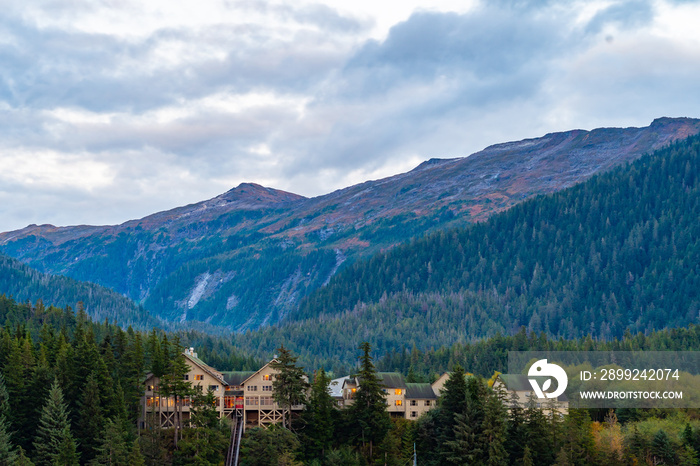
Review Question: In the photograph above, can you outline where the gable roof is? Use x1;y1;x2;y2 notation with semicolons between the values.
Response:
329;376;349;398
377;372;406;389
183;352;227;385
241;359;279;385
405;383;437;399
221;371;256;386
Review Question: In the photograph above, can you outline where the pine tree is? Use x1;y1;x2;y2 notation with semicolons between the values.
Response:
347;342;391;461
270;345;309;430
33;380;79;466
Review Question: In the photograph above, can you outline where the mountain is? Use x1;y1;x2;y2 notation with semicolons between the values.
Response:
0;253;160;329
1;117;699;330
230;133;700;369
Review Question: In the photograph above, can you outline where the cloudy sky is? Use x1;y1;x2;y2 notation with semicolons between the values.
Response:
1;0;699;232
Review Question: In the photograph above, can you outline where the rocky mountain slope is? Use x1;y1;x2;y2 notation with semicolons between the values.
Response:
1;117;698;330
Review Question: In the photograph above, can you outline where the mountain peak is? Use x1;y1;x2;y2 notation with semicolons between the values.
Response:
220;183;306;204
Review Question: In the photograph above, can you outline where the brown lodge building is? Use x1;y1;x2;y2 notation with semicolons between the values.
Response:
141;349;567;431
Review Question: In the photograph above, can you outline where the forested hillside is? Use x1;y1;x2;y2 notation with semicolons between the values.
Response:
4;294;700;465
3;118;697;331
237;135;700;367
0;253;160;329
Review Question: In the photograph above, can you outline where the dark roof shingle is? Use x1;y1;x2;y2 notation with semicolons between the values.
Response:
405;383;437;399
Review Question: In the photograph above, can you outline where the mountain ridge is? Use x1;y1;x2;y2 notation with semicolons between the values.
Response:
1;117;699;330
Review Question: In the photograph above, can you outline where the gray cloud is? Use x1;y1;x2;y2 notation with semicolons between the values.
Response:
0;0;698;232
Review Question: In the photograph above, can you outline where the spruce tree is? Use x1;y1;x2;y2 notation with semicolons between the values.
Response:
160;337;191;447
524;395;552;465
301;368;335;461
270;345;309;430
347;342;391;461
0;373;18;465
33;380;79;466
90;418;130;466
15;447;35;466
651;429;676;465
521;445;534;466
437;365;467;462
506;390;526;464
127;439;146;466
75;373;104;462
482;388;508;466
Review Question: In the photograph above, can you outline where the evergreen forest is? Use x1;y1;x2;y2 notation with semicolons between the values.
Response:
3;295;700;465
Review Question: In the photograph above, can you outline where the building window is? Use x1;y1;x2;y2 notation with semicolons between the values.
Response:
208;385;219;392
410;400;417;406
262;374;272;381
246;396;259;406
395;400;403;406
147;385;155;391
194;375;204;381
425;400;432;406
411;411;418;418
262;385;272;392
183;375;189;380
260;397;273;406
394;389;402;396
247;385;258;391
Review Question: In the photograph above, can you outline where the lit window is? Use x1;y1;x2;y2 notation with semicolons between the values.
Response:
394;389;402;395
262;375;271;381
194;375;204;381
351;388;356;393
395;400;403;406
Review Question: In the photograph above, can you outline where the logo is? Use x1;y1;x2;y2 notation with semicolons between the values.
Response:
528;359;568;399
